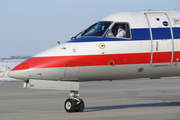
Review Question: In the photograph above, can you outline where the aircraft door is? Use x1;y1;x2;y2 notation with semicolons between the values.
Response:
145;12;174;66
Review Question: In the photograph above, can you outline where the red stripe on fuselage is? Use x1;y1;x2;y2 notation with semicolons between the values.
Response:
12;51;180;71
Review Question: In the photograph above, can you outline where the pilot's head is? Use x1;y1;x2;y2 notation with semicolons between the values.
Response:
116;24;122;30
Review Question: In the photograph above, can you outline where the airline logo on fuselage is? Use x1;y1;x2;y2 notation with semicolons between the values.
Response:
173;18;180;24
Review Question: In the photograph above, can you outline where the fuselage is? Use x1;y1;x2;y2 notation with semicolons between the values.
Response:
8;10;180;81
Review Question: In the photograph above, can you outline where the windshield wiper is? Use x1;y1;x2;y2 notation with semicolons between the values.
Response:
71;31;83;40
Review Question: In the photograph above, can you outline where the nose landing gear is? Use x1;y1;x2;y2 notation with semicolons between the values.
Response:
64;91;84;113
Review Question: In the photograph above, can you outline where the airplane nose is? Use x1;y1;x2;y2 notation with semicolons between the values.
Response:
8;70;29;80
8;59;29;80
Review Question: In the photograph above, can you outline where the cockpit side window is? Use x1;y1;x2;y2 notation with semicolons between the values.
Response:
81;22;112;37
106;23;131;39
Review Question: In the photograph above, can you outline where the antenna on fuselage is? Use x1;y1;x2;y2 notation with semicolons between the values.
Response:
144;9;151;11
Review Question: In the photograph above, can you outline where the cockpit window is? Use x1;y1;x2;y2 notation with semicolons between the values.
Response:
81;22;111;37
106;23;131;39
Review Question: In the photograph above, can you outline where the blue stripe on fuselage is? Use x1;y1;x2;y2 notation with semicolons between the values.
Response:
67;27;180;42
173;27;180;39
131;28;150;40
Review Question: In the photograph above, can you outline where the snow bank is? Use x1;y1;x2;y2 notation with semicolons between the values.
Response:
0;65;11;78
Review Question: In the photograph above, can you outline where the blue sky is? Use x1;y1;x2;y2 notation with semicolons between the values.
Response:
0;0;179;57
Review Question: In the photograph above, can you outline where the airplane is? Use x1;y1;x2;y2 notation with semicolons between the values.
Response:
8;10;180;113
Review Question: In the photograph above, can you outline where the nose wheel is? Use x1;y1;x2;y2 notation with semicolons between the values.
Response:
64;91;84;113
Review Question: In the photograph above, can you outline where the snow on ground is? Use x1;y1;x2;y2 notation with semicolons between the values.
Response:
0;59;25;81
0;66;11;78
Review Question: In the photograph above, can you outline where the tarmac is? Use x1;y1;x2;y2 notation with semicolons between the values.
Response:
0;78;180;120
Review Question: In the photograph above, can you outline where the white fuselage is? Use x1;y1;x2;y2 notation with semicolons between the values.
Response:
8;10;180;81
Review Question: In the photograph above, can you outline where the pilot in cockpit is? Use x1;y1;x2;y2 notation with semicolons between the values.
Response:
115;24;126;38
107;23;128;38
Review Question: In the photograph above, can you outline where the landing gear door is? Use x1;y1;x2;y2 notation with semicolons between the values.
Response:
145;12;174;66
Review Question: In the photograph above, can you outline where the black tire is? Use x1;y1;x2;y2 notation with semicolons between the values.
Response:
75;98;84;112
64;99;76;113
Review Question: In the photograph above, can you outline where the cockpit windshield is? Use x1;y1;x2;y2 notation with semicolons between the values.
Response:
81;22;111;37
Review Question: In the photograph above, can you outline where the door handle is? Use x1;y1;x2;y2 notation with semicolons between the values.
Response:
156;41;158;51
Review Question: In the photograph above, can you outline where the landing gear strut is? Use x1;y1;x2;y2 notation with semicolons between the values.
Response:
64;91;84;113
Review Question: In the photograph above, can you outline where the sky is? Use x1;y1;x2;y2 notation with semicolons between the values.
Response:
0;0;180;58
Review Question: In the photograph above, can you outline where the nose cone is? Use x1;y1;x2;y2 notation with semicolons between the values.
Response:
8;70;29;80
8;59;29;80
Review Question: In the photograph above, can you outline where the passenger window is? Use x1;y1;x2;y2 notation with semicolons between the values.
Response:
107;23;131;38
